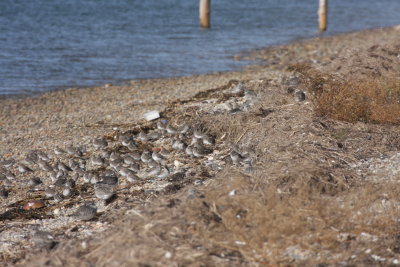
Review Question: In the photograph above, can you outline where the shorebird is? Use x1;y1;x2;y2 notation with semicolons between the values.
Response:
202;134;215;145
91;156;105;167
99;175;118;186
157;120;168;130
119;135;132;147
141;150;152;163
137;131;148;141
109;158;123;169
71;204;97;221
94;183;114;201
93;138;108;150
54;147;66;156
126;173;139;183
172;140;186;151
192;145;210;157
28;177;42;187
123;155;136;165
294;90;306;102
44;187;56;198
36;151;50;161
193;128;206;139
18;164;33;174
157;167;169;179
151;151;165;163
0;159;15;168
166;125;177;135
38;160;53;172
32;230;57;249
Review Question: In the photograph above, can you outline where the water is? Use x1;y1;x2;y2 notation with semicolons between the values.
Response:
0;0;399;96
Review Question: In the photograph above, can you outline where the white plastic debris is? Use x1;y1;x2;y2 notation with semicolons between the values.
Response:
229;189;237;196
143;110;160;121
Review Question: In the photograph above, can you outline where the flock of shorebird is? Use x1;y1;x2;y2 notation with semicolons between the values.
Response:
0;82;273;248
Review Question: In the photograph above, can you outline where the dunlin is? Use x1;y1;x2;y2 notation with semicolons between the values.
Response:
160;148;170;157
228;82;245;94
157;167;169;179
36;151;50;161
118;167;135;177
110;158;123;169
166;125;177;135
58;162;72;172
127;142;138;151
119;135;132;147
137;131;148;141
93;138;108;149
294;90;306;102
91;156;105;167
38;159;53;172
44;187;56;198
109;152;121;161
126;173;139;183
185;145;193;156
71;204;97;221
32;230;57;249
141;150;152;163
157;120;168;130
152;152;165;163
21;157;36;166
62;187;73;198
172;140;186;151
123;155;136;165
53;192;64;203
193;128;206;139
54;147;66;155
178;123;190;134
230;151;243;165
99;175;118;186
129;162;140;172
28;177;42;187
66;145;82;157
202;135;215;145
18;164;33;173
0;159;15;168
147;131;161;141
192;145;210;157
94;183;114;201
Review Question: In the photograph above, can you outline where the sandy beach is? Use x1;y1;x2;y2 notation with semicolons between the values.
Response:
2;25;400;266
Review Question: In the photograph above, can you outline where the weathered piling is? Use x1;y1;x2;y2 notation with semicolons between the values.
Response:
318;0;328;32
199;0;210;28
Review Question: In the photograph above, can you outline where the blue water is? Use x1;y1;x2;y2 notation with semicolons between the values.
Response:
0;0;399;96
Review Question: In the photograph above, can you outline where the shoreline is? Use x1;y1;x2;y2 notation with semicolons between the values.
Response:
2;24;400;266
1;25;399;101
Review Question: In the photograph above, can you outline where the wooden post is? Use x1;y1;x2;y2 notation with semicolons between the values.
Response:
199;0;210;28
318;0;327;32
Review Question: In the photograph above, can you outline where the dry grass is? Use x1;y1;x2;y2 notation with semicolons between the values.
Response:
290;63;400;125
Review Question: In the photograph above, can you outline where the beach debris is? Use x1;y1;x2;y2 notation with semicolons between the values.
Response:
143;110;160;121
23;200;45;210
